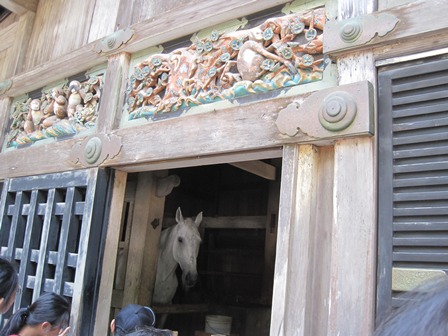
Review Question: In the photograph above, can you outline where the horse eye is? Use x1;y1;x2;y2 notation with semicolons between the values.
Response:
178;237;183;243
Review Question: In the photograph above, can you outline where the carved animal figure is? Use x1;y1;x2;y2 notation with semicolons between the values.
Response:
153;207;202;326
24;99;43;133
67;80;84;118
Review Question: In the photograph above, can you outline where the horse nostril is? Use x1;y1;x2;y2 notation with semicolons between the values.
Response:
186;273;198;286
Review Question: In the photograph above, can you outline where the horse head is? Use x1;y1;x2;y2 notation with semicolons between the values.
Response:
172;207;202;290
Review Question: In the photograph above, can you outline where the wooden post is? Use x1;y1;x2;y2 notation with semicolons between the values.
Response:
282;145;320;335
327;138;376;335
122;172;156;306
96;52;131;133
270;144;298;335
139;170;169;305
271;145;336;335
0;97;13;152
261;161;280;304
93;170;127;336
320;1;377;334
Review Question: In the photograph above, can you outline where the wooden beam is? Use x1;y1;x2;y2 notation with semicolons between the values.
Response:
164;216;266;230
0;83;373;179
230;160;276;180
325;0;448;56
152;304;209;314
0;0;38;15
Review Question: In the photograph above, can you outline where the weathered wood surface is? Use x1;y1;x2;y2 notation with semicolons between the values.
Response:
0;0;38;15
93;170;127;336
139;170;168;306
0;11;34;80
270;145;299;335
307;146;334;336
24;1;97;71
0;87;373;179
0;97;12;153
261;164;280;304
230;160;276;181
96;52;131;133
3;0;291;97
5;11;34;78
88;0;120;43
322;1;377;335
0;20;16;53
326;0;448;55
122;172;155;306
327;138;376;336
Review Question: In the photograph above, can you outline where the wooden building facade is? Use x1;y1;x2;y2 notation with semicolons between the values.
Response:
0;0;447;335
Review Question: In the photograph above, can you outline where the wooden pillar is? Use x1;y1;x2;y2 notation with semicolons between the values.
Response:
326;1;377;334
271;144;323;335
93;170;127;336
122;171;169;307
327;138;376;335
96;52;131;133
0;97;13;152
122;172;157;306
139;170;169;305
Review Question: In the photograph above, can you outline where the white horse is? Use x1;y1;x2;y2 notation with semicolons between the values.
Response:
153;207;202;313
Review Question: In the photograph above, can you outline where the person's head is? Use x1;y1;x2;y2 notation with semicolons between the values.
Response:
0;257;18;314
125;326;174;336
375;278;448;336
0;292;70;336
110;304;156;336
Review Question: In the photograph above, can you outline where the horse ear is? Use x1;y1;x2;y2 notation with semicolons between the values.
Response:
176;207;183;223
195;212;203;227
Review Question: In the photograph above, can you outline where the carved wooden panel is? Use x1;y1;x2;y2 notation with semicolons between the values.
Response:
5;72;104;149
124;8;328;121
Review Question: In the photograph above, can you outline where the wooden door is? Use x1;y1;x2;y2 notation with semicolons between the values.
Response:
0;168;110;335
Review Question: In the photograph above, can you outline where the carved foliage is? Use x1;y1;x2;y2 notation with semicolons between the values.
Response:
125;8;328;120
6;75;103;148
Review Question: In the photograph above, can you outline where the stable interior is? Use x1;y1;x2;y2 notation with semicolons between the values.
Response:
113;159;281;336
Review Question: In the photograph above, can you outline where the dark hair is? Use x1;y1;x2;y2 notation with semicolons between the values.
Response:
0;257;18;307
115;304;156;336
374;279;448;336
0;292;70;336
125;326;174;336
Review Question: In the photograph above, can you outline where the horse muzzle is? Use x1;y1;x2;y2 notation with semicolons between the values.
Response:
184;272;198;288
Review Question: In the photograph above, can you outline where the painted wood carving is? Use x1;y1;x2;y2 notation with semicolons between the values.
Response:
125;8;327;120
6;75;103;148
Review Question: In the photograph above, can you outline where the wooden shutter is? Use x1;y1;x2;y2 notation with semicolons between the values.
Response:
377;57;448;317
0;168;110;335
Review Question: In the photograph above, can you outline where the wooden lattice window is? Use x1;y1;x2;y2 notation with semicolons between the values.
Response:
0;168;110;334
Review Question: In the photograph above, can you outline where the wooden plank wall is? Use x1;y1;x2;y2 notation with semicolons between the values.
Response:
20;0;208;72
